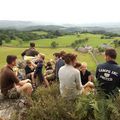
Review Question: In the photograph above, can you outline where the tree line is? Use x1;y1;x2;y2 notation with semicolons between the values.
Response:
0;30;64;46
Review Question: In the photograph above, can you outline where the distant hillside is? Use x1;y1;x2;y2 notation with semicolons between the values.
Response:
24;25;66;31
1;20;120;34
0;20;34;29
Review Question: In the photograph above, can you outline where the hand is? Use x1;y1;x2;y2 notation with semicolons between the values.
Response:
26;79;31;83
84;82;94;88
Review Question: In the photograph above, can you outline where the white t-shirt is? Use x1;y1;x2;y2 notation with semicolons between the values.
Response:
59;64;83;98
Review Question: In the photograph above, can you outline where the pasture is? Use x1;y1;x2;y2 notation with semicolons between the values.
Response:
3;33;116;47
0;47;97;72
1;33;120;72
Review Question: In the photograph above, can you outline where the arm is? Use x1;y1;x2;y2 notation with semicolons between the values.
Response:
21;49;27;57
88;75;92;81
31;61;37;68
96;66;99;79
88;72;94;82
18;79;31;86
75;70;83;90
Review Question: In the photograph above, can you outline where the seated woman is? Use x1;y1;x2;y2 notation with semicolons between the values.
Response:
34;54;49;87
44;62;56;84
80;62;94;85
25;60;36;87
74;62;94;95
58;53;83;99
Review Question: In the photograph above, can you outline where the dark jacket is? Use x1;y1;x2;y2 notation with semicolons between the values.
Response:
55;58;65;79
96;60;120;95
21;48;39;57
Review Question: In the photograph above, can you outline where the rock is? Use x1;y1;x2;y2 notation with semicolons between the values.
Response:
0;91;28;120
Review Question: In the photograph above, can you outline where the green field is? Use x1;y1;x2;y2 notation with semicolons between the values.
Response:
94;47;120;64
1;33;120;73
0;47;97;72
4;33;117;47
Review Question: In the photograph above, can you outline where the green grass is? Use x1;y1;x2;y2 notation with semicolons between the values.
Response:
2;33;120;72
3;33;116;47
95;47;120;64
32;31;48;35
0;47;97;72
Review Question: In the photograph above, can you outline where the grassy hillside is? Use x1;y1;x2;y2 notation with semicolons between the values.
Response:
4;33;116;47
0;47;96;72
1;33;120;72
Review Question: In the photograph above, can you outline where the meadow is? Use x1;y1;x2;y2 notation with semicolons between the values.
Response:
0;47;97;72
4;33;116;47
1;32;120;72
1;32;120;120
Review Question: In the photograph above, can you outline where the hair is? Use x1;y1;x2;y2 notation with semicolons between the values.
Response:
53;52;61;58
81;62;87;67
6;55;17;64
30;42;35;48
60;51;66;57
40;54;45;60
46;62;52;67
74;62;81;68
105;48;117;59
26;60;32;65
64;53;77;64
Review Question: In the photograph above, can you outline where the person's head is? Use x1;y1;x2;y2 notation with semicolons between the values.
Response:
105;48;117;61
26;60;32;66
46;62;52;67
53;53;60;61
60;51;66;59
74;62;81;70
64;53;77;66
81;62;87;72
30;42;35;48
38;53;45;61
6;55;17;67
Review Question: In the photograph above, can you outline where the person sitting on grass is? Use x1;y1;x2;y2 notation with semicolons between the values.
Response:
34;54;49;87
80;62;94;85
96;48;120;97
59;53;83;99
0;55;32;99
25;60;36;88
44;62;56;85
54;51;66;80
74;62;94;95
21;42;39;58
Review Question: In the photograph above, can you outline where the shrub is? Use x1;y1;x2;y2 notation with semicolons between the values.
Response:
98;47;105;53
51;41;59;48
12;83;120;120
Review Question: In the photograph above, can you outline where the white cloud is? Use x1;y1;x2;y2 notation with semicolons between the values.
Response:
0;0;120;24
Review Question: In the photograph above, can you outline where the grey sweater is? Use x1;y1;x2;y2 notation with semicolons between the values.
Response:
59;64;83;98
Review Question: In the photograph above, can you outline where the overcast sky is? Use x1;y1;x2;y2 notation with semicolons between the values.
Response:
0;0;120;24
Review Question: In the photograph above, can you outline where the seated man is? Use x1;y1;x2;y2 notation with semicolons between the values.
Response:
21;42;39;58
96;49;120;97
0;55;32;99
54;51;66;80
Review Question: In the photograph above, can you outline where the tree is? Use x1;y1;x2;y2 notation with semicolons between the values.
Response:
0;39;2;46
54;30;62;36
51;41;58;48
18;39;23;46
113;40;120;48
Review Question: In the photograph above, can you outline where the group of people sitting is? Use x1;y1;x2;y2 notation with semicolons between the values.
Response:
0;42;120;100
